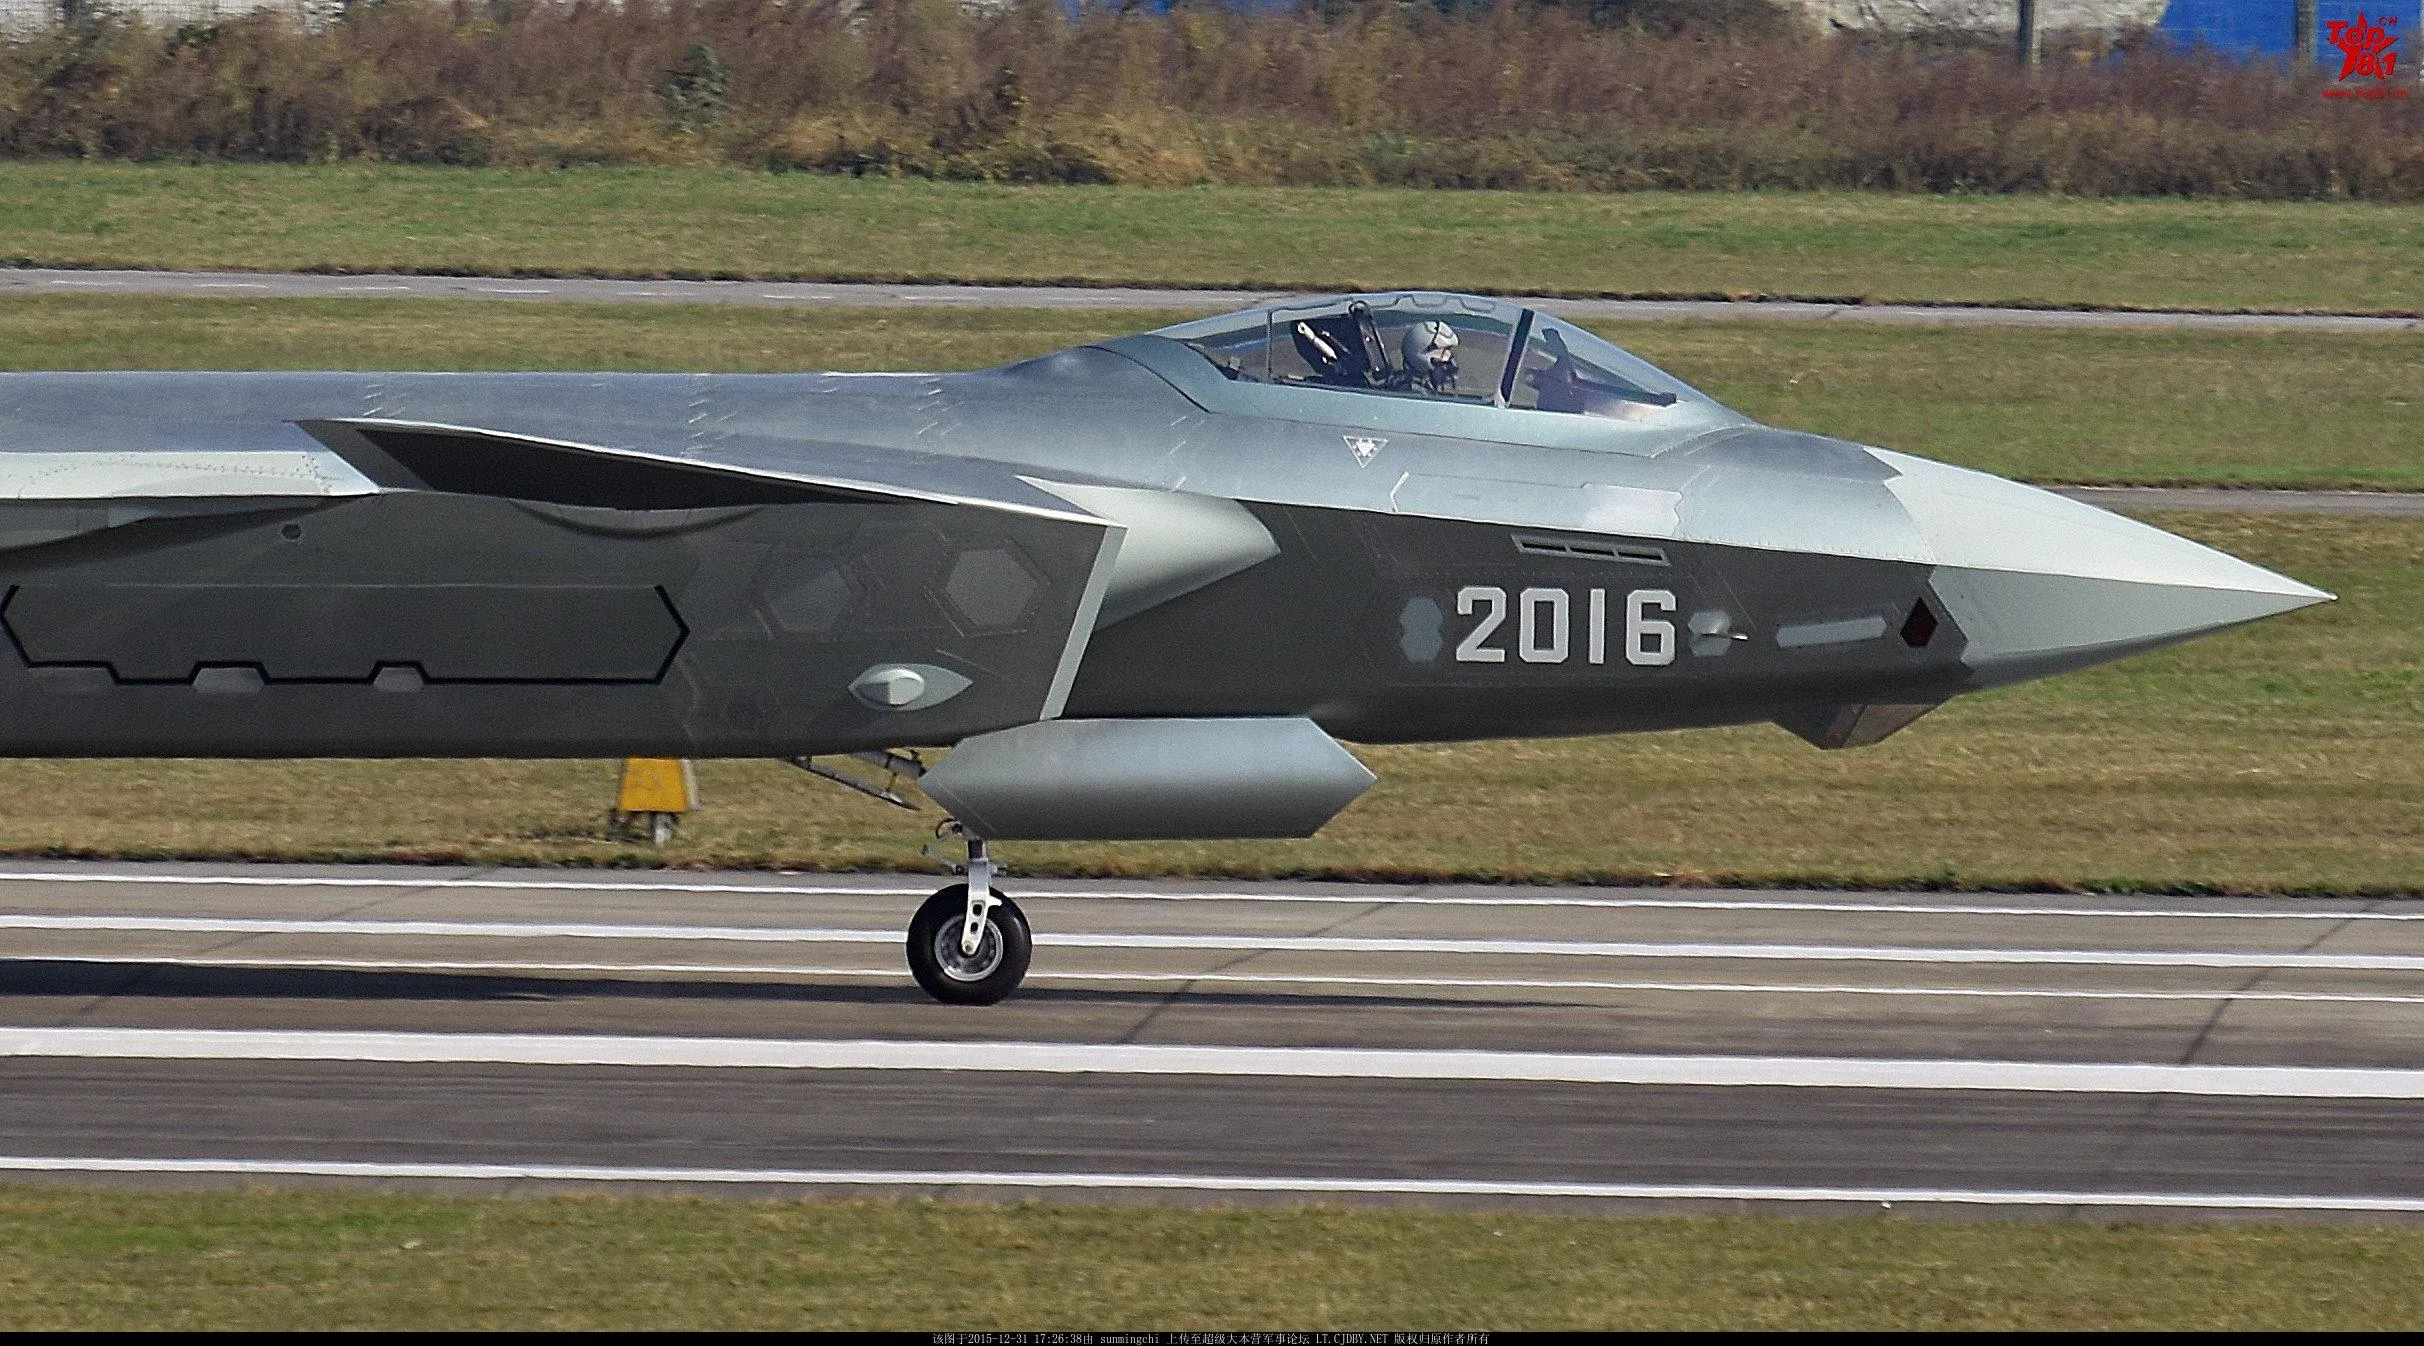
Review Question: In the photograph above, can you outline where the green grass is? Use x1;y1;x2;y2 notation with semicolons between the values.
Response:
0;513;2410;895
1615;322;2424;489
10;165;2424;313
4;295;2420;488
0;294;1131;382
8;1187;2424;1329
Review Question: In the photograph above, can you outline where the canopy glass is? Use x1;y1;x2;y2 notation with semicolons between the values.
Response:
1151;293;1703;424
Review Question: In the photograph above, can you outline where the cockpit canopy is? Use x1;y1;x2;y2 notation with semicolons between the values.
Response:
1152;292;1704;424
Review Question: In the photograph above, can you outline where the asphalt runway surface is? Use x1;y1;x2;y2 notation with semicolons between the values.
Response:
7;860;2424;1215
9;266;2424;332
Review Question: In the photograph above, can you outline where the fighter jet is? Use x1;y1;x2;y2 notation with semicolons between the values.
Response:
0;292;2329;1002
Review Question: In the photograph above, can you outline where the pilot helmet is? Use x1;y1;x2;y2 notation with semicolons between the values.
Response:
1401;319;1459;392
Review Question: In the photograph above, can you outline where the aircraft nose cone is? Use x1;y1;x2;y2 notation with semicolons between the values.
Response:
1872;449;2332;688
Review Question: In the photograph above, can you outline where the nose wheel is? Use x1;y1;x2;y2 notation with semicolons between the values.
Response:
907;883;1032;1005
897;824;1033;1004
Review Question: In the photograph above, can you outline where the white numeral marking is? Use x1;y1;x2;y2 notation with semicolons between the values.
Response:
1448;585;1679;668
1626;589;1678;666
1517;588;1569;664
1454;586;1508;663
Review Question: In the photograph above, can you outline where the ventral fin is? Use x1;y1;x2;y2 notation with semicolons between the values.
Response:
1776;702;1940;750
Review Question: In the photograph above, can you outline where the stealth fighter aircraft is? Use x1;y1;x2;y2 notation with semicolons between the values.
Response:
0;292;2329;1001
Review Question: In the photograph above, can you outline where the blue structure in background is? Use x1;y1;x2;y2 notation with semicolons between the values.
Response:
1093;0;2420;73
2156;0;2420;69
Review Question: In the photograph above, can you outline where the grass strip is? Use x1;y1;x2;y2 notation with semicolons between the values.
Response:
3;295;2418;489
10;166;2424;314
0;513;2411;896
5;1186;2424;1330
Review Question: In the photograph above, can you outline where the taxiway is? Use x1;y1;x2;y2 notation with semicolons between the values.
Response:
8;267;2423;332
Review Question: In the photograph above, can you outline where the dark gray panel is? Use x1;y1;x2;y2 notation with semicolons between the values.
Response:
0;499;320;557
0;491;1110;758
4;583;683;684
1067;502;1970;744
940;546;1042;632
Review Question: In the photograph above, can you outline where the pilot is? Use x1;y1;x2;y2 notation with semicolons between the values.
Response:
1402;320;1459;395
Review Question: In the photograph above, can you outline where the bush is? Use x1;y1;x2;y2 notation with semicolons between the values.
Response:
2;0;2418;199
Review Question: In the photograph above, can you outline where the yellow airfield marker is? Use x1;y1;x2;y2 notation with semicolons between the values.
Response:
611;758;697;846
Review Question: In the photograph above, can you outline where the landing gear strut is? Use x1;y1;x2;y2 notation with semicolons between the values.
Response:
906;829;1032;1005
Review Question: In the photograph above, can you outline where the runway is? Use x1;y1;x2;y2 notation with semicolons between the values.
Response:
2056;487;2424;517
9;266;2424;332
6;861;2424;1215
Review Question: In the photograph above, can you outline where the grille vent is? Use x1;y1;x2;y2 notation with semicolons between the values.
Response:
1512;534;1669;567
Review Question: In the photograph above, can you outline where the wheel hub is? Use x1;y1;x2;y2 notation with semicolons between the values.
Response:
932;919;1004;982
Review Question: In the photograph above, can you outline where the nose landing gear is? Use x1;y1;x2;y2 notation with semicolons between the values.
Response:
788;757;1036;1005
905;831;1032;1005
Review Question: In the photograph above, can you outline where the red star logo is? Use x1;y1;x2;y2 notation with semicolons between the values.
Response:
2327;13;2401;82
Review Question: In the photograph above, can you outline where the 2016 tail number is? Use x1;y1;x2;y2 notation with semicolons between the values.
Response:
1454;585;1674;667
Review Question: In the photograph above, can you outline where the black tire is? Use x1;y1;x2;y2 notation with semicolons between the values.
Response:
906;884;1031;1006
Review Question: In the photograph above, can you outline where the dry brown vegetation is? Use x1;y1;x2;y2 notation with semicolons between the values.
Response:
3;0;2421;198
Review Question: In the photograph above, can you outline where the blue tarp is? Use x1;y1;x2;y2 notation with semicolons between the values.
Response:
2156;0;2418;70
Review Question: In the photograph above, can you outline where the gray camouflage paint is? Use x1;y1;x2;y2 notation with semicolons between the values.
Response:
0;293;2328;828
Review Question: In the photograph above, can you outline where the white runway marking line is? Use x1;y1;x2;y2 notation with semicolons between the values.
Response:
2;913;898;943
0;868;2413;921
9;1027;2424;1097
2;1155;2418;1212
7;913;2421;971
29;953;2424;1006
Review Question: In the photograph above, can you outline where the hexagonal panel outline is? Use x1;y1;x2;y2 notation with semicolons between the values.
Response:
940;546;1041;633
752;550;861;636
